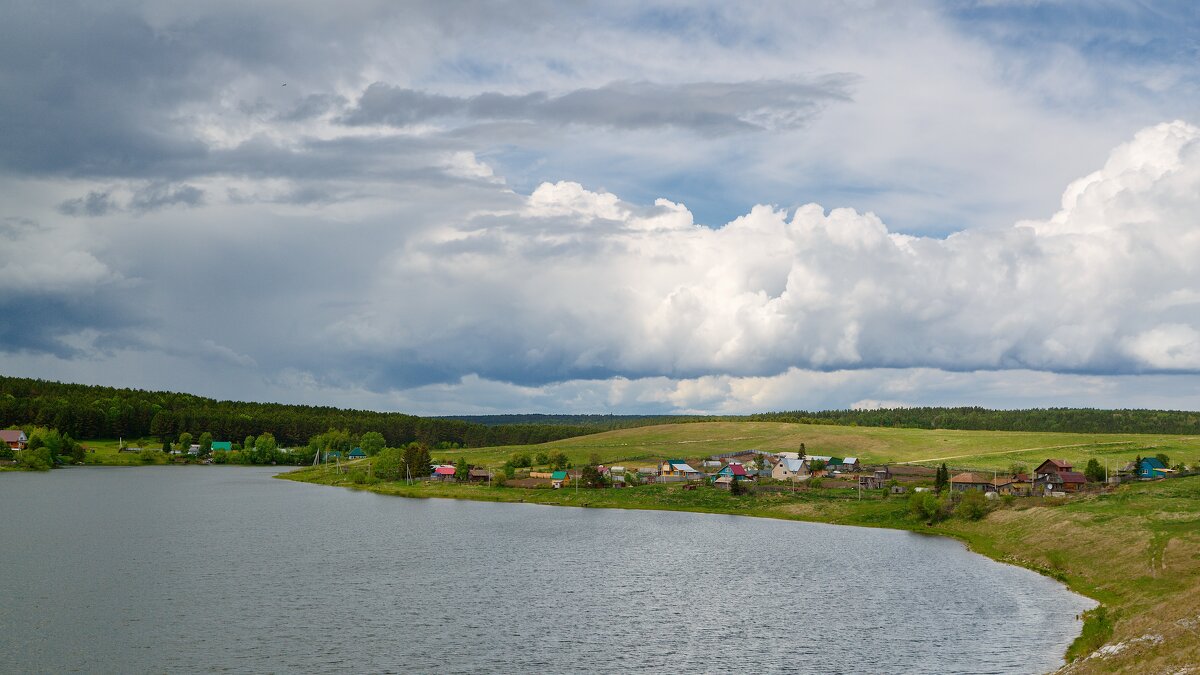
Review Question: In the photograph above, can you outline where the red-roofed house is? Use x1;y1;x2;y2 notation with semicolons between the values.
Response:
432;465;457;481
1;430;27;451
1035;459;1073;477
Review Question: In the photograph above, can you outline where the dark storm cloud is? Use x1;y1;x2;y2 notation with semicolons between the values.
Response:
340;76;858;132
58;191;118;217
130;183;205;212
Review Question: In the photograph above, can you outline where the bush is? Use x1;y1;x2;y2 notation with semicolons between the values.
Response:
909;491;947;524
808;477;824;489
17;447;53;471
509;453;532;468
730;478;747;496
1001;494;1016;507
956;490;991;521
0;445;13;460
534;452;550;466
140;449;167;464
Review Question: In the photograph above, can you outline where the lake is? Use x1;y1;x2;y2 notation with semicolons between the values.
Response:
0;467;1093;673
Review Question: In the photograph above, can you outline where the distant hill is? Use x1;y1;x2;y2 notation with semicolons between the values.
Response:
752;406;1200;435
437;414;697;428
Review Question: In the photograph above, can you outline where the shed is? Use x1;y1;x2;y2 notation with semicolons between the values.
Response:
348;447;366;459
551;470;569;488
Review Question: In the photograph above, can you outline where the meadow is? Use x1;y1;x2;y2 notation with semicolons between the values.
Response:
434;421;1200;473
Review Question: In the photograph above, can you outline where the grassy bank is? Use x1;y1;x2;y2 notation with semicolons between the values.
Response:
280;462;1200;673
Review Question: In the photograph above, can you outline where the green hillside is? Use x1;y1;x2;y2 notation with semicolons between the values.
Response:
436;421;1200;471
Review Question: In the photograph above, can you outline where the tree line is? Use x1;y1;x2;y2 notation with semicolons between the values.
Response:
751;406;1200;435
0;376;599;448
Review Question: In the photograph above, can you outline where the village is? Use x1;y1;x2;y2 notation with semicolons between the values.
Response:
311;437;1188;499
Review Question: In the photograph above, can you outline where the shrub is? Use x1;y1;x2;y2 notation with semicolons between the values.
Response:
17;447;53;471
909;491;947;524
808;477;824;489
1001;494;1016;507
956;490;991;521
509;453;532;468
534;452;550;466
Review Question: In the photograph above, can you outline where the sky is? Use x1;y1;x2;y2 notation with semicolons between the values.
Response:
3;0;1200;415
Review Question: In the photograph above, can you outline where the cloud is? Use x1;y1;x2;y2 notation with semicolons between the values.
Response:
58;190;118;217
340;76;856;133
323;121;1200;386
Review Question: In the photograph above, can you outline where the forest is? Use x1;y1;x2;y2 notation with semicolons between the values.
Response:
750;406;1200;434
0;377;598;448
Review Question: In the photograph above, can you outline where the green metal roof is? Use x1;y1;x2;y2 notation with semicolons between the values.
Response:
348;447;366;457
551;471;568;480
211;441;232;451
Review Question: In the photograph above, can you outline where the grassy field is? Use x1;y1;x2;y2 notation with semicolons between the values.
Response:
432;421;1200;474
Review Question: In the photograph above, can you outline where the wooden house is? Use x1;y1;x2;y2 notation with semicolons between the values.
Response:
551;470;569;488
950;472;995;492
1137;457;1170;479
0;430;28;451
348;447;366;459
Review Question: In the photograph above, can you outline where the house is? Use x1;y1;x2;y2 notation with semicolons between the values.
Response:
347;447;366;459
468;468;491;482
432;465;457;481
772;457;810;481
211;441;233;452
1035;470;1087;494
551;470;569;488
713;463;751;483
1035;459;1073;478
702;460;723;468
1137;457;1170;479
950;472;995;492
323;450;343;462
858;468;891;489
825;457;845;471
660;459;701;479
993;474;1032;496
841;457;862;472
1058;472;1087;492
0;429;28;451
188;444;201;455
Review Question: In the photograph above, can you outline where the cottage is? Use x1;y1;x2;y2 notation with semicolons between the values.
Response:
1035;459;1072;478
211;441;233;452
950;472;995;492
1137;457;1170;479
1035;470;1087;494
660;459;701;479
551;470;569;488
468;468;491;482
0;429;28;451
841;457;862;472
993;474;1032;496
772;457;810;481
432;465;457;481
713;463;751;483
347;447;367;459
323;450;343;462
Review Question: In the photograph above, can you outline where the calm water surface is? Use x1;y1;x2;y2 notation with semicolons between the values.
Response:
0;467;1093;673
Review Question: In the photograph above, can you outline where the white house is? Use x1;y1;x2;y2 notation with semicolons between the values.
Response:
771;457;810;481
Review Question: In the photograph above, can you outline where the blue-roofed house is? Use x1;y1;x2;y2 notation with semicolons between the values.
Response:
1138;457;1169;479
348;447;366;459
